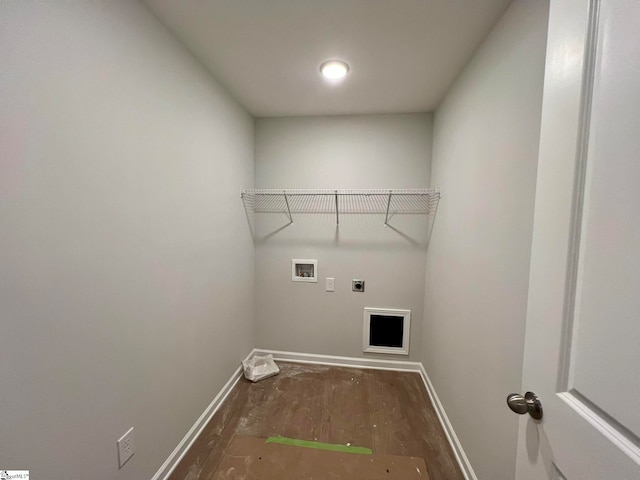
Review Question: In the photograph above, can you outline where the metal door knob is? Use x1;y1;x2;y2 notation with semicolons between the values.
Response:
507;391;543;420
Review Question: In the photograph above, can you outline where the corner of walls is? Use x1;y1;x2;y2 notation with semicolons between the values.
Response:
140;0;254;124
421;0;550;479
249;114;259;352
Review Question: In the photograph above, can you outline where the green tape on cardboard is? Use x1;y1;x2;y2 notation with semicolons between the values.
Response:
265;436;372;455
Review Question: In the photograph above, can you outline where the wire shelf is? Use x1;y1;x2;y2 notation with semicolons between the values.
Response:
241;189;440;226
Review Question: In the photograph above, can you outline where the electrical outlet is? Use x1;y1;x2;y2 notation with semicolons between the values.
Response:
352;279;365;292
117;427;135;468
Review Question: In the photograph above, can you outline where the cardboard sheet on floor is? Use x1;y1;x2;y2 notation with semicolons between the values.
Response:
212;435;430;480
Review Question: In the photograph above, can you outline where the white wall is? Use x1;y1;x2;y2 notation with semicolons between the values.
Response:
421;1;549;479
0;2;254;479
255;114;432;361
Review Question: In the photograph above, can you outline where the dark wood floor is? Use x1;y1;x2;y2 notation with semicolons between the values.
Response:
168;362;464;480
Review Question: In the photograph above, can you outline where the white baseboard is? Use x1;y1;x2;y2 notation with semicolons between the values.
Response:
417;364;478;480
150;349;257;480
152;348;476;480
254;348;424;372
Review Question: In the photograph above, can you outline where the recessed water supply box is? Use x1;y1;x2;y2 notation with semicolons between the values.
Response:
291;259;317;283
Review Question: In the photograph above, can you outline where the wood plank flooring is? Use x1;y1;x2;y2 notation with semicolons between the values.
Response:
168;362;465;480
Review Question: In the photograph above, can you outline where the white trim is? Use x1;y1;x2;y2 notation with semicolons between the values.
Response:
254;348;422;372
418;363;478;480
255;349;477;480
363;307;411;355
150;349;257;480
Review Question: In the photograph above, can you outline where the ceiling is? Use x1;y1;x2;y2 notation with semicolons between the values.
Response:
143;0;512;117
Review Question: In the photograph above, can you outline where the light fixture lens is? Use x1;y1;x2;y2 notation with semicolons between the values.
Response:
320;60;349;80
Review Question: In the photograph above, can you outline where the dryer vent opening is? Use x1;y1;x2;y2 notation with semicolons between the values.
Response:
370;314;404;348
363;308;411;355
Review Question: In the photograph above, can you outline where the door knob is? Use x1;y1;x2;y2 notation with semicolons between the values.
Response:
507;391;543;420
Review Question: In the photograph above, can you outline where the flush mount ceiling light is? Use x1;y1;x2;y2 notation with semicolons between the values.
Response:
320;60;350;80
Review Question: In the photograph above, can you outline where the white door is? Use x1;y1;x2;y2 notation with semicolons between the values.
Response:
515;0;640;479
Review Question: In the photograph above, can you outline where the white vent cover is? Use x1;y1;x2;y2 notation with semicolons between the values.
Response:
363;307;410;355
